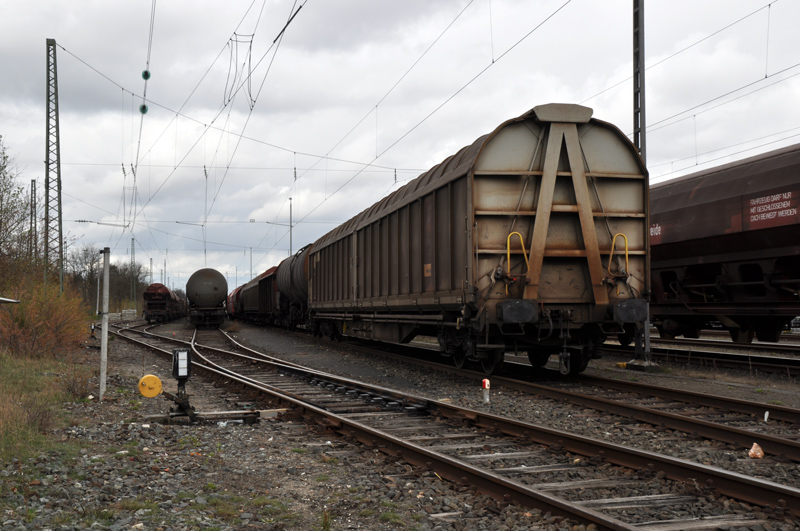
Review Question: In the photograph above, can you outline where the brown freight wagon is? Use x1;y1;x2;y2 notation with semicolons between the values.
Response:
650;143;800;343
143;282;186;324
256;266;281;326
308;103;650;375
240;267;276;323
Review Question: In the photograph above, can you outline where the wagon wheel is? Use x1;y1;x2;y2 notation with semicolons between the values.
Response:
617;324;636;347
755;327;780;343
527;350;552;368
655;326;675;340
568;353;590;375
480;349;504;375
729;328;754;344
453;338;471;369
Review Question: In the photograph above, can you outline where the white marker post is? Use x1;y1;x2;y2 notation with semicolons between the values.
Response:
99;247;110;400
481;379;490;405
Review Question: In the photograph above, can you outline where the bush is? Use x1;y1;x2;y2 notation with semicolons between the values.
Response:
0;275;88;359
57;362;94;400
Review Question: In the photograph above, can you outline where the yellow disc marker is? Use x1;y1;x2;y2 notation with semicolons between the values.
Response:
138;374;163;398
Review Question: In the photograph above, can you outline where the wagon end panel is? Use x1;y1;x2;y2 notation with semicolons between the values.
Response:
471;104;649;372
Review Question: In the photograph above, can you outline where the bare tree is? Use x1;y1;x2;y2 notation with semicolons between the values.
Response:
0;135;31;263
66;244;101;311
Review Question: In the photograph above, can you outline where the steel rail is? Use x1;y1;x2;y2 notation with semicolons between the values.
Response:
114;326;800;524
243;329;800;460
650;337;800;354
604;344;800;375
266;329;800;459
492;375;800;462
576;374;800;424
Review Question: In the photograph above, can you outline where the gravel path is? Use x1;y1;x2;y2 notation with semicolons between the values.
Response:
3;320;798;530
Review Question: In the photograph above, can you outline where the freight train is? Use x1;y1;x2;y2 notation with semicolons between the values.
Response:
650;144;800;343
186;268;228;327
142;283;187;323
229;103;651;374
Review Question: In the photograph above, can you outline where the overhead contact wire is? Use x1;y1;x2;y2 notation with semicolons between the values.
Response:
297;0;573;224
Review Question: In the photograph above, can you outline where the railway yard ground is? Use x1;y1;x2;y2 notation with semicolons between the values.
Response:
5;320;800;531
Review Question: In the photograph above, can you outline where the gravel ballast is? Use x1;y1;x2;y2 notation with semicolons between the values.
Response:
3;320;799;530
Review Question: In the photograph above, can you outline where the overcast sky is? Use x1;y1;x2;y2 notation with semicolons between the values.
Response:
2;0;799;293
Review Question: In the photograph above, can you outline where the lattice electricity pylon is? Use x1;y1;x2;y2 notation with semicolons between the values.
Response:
44;38;64;292
29;179;37;260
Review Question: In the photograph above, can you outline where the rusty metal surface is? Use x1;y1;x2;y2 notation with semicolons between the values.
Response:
305;104;649;365
650;143;800;247
226;286;242;317
310;105;648;314
650;144;800;340
143;283;173;299
239;274;263;315
278;246;313;306
257;269;279;320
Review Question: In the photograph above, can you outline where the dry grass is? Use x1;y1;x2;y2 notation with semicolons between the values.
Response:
0;271;94;463
56;362;94;400
0;353;58;461
0;351;94;463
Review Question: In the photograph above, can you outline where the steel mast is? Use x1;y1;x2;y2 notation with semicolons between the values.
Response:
44;38;64;292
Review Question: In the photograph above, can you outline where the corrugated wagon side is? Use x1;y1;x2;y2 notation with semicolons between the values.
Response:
239;267;276;323
256;267;280;325
309;104;649;374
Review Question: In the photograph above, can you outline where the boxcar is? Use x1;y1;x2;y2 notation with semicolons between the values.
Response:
650;144;800;343
256;267;281;325
307;103;650;374
239;268;276;323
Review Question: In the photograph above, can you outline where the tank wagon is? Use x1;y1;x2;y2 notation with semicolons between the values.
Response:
305;103;650;374
142;283;186;323
186;268;228;327
650;144;800;343
277;245;313;329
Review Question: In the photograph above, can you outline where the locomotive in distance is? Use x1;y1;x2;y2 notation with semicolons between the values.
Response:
228;103;651;375
650;143;800;343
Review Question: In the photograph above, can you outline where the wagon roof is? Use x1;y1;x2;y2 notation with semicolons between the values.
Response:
312;103;618;250
650;143;800;210
144;283;171;294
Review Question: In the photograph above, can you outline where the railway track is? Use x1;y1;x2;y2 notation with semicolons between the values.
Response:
649;336;800;356
680;330;800;343
323;338;800;475
603;342;800;376
111;323;800;530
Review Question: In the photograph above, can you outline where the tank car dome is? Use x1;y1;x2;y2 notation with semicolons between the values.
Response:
186;268;228;308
